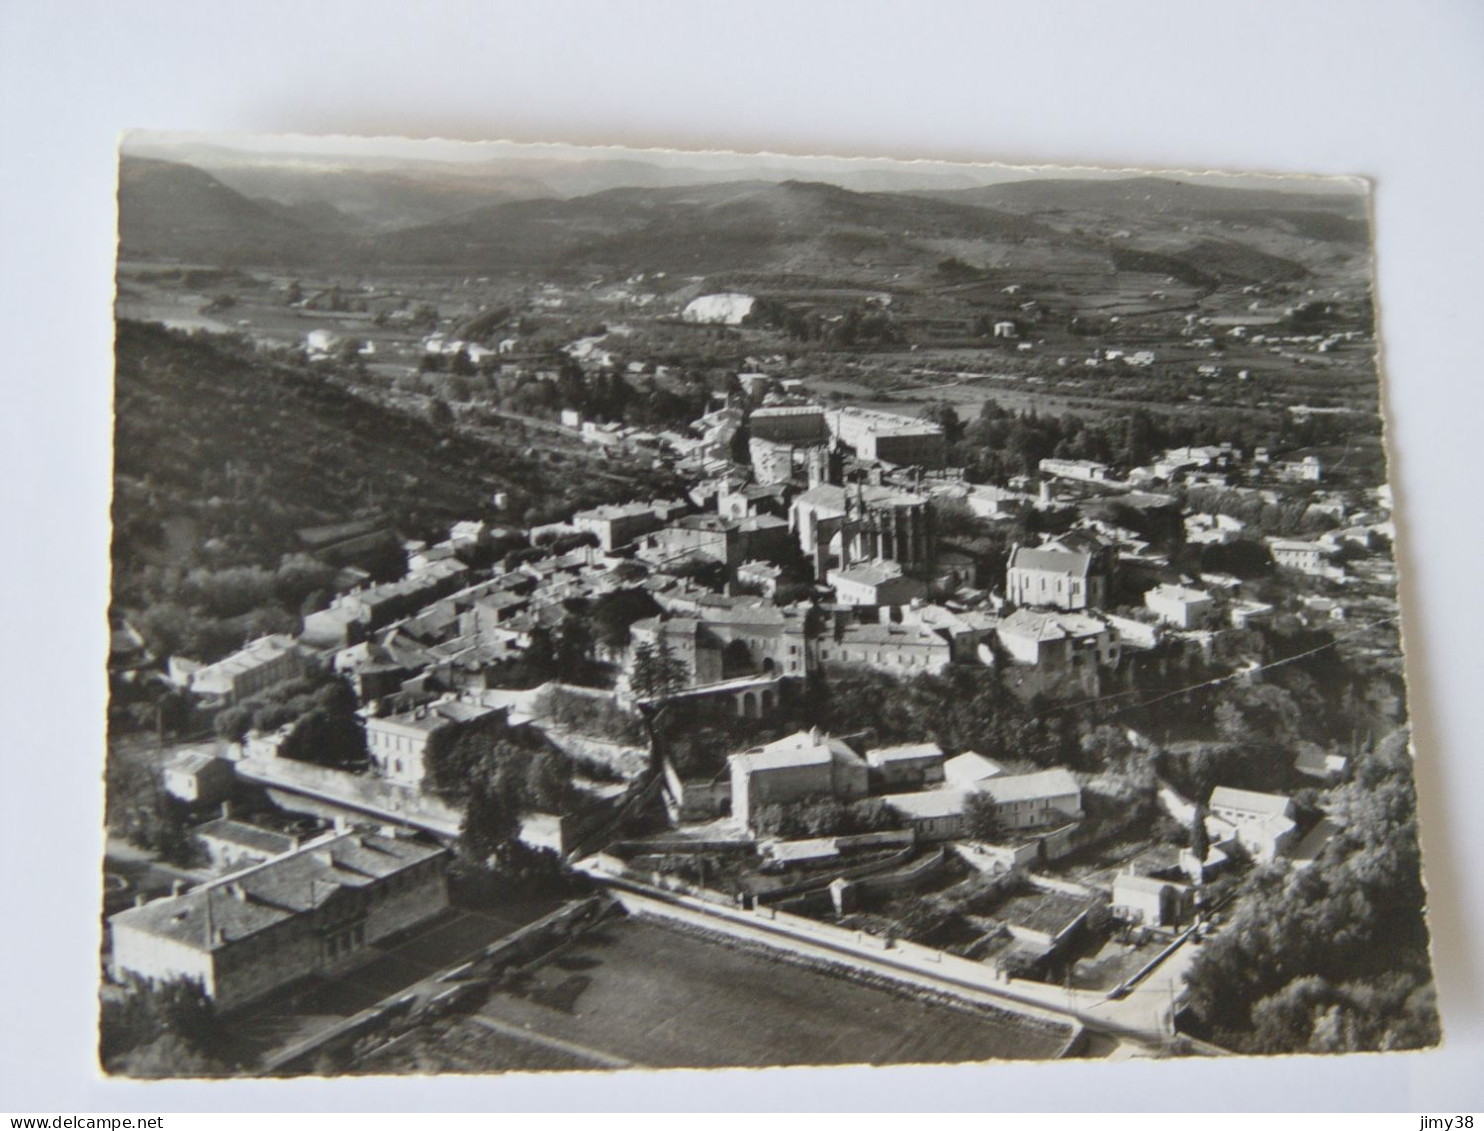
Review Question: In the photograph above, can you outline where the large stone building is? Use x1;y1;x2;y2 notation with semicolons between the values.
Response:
1005;536;1114;611
749;404;828;444
827;561;926;607
628;602;810;690
108;831;449;1013
994;608;1120;699
162;748;237;806
187;635;306;704
571;499;687;551
365;696;504;789
791;483;936;579
1270;539;1335;576
729;729;870;830
1143;583;1216;629
996;609;1119;669
1208;786;1299;863
977;768;1084;832
748;436;801;486
816;620;952;676
636;514;791;573
826;407;946;468
1039;458;1110;483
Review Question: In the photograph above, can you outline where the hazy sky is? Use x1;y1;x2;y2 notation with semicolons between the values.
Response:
123;129;1364;196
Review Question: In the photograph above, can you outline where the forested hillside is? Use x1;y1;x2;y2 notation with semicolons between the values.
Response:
110;322;668;659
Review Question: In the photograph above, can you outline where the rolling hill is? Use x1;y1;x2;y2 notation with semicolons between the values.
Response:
922;174;1368;220
110;321;667;579
117;158;335;264
370;178;1063;274
116;155;1357;289
195;162;556;232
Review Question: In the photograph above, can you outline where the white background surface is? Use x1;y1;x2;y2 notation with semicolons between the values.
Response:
1;0;1481;1112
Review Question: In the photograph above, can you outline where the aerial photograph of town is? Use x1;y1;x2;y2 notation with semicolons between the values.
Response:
101;132;1438;1078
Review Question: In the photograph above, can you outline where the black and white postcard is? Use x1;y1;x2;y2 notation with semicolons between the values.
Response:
102;133;1437;1077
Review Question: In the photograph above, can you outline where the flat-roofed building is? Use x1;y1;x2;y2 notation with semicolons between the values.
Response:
1143;583;1216;629
827;407;946;468
828;561;926;607
1111;871;1192;928
1039;458;1110;483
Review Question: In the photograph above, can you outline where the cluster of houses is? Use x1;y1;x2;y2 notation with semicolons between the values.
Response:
1045;445;1327;495
114;369;1389;1016
152;378;1398;783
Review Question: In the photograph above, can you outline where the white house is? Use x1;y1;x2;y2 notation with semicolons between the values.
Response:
976;769;1083;832
1270;540;1336;577
1208;786;1299;863
828;561;926;607
1143;583;1216;630
729;729;870;831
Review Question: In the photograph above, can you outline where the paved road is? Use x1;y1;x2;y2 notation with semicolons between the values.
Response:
1085;934;1203;1040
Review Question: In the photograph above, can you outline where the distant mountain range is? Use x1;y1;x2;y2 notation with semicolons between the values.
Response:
116;153;1367;284
917;175;1367;218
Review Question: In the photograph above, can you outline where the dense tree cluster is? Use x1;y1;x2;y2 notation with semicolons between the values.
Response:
962;791;1004;842
629;640;688;700
1182;485;1342;539
752;796;898;839
746;298;903;347
100;975;228;1077
105;758;199;866
212;670;366;768
538;686;646;745
804;667;1086;770
948;397;1374;486
456;742;578;864
586;587;662;650
1183;731;1437;1054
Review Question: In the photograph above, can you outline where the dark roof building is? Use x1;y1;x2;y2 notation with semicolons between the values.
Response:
108;831;449;1013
